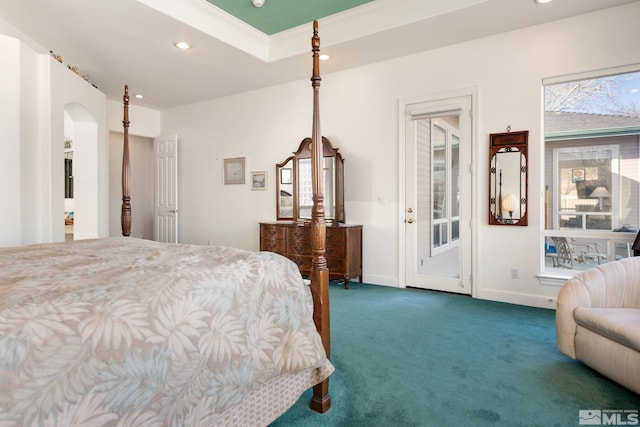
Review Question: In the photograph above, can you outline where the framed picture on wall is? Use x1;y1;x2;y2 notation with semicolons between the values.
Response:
223;157;245;185
251;171;267;190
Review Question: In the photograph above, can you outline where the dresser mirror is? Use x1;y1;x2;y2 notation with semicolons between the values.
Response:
276;137;345;223
489;130;528;226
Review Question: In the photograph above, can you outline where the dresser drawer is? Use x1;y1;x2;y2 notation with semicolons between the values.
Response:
260;223;286;254
326;227;346;244
289;241;311;255
327;258;345;272
288;226;311;241
325;244;345;259
261;224;286;240
260;239;285;253
289;255;312;272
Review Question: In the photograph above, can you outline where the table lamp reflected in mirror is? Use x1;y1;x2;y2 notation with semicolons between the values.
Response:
502;193;519;223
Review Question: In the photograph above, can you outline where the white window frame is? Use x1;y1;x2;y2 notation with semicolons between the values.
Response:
552;144;619;231
431;119;460;256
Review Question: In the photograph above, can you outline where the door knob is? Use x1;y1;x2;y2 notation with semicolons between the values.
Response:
169;209;178;213
406;218;415;224
407;208;413;213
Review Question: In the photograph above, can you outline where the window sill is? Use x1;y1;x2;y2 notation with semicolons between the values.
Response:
537;274;569;287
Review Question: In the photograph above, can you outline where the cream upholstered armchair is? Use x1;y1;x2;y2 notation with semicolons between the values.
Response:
556;257;640;394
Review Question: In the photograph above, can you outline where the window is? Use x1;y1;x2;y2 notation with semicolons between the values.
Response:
543;69;640;276
552;144;618;231
431;120;460;252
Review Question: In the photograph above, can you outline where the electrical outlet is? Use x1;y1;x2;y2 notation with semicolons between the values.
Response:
511;268;519;279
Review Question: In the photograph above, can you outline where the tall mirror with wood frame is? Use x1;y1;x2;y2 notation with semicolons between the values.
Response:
489;130;528;226
276;137;345;223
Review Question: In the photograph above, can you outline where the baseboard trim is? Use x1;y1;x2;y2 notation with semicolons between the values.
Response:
476;288;557;309
360;274;398;287
357;279;559;310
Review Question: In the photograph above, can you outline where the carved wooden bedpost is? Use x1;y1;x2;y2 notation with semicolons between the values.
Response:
121;85;132;237
309;20;331;414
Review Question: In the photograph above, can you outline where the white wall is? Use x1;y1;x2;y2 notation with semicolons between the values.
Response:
0;34;22;246
0;32;51;247
19;40;49;245
107;99;161;138
160;3;640;307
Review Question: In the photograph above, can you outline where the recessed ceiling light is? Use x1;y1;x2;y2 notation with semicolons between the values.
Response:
319;54;331;61
175;42;191;50
135;94;143;99
534;0;552;3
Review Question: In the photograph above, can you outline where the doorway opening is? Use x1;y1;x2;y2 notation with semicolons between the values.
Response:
63;104;99;241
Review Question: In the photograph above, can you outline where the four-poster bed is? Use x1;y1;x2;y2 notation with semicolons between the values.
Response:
121;84;131;237
0;22;332;425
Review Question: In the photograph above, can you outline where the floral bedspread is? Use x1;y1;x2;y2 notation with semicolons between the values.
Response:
0;237;332;426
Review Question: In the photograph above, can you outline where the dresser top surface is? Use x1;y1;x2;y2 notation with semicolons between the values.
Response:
260;221;362;229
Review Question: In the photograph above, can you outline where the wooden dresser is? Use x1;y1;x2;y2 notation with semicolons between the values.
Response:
260;222;363;289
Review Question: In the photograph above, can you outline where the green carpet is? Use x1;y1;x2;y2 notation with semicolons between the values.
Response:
271;281;640;427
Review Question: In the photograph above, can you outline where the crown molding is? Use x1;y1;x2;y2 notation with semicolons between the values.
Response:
269;0;490;61
137;0;491;62
135;0;270;60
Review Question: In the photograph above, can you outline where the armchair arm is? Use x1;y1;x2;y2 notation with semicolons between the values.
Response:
555;273;596;358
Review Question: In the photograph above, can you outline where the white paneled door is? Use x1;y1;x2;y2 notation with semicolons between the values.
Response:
154;135;178;243
403;95;472;294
